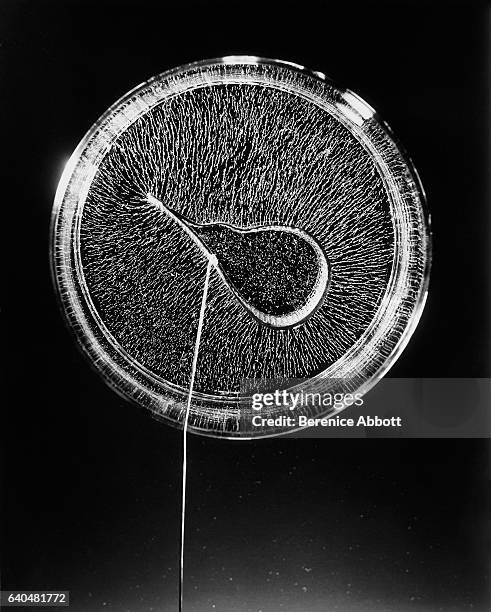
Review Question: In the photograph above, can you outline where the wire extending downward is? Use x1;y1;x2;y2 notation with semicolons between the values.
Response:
179;258;213;612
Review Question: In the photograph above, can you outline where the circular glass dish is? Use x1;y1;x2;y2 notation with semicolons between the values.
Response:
51;56;431;438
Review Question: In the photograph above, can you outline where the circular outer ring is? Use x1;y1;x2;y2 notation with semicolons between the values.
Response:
51;56;431;439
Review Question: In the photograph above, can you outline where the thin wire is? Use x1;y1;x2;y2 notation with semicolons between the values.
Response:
179;257;214;612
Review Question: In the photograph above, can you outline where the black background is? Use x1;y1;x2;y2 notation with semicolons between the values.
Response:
2;1;490;610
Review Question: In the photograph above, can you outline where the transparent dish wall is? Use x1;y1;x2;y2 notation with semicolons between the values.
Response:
51;56;431;438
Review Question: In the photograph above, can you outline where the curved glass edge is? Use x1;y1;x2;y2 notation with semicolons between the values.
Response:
50;56;432;440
